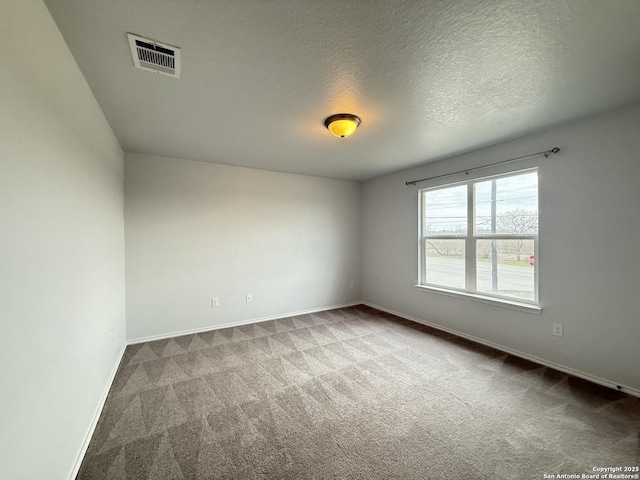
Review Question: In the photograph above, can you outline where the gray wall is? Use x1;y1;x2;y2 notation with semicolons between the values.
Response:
362;104;640;391
0;1;126;479
125;153;362;341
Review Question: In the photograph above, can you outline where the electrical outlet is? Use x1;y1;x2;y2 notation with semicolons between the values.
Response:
552;323;563;337
246;293;253;303
349;281;355;289
110;327;115;343
211;297;219;307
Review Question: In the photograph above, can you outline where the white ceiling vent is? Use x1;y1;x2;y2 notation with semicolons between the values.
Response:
127;33;180;78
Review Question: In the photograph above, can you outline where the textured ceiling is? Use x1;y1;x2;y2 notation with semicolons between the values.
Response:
44;0;640;181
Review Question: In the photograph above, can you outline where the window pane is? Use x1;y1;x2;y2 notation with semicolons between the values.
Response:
424;185;467;235
424;239;465;289
475;172;538;235
476;239;535;301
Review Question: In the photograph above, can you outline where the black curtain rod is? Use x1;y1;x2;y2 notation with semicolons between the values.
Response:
405;147;560;186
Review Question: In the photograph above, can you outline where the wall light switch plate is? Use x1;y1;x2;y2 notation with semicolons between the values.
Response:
552;323;563;337
246;293;252;303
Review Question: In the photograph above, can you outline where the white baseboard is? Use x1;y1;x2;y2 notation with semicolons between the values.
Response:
363;301;640;398
127;301;362;345
68;343;127;480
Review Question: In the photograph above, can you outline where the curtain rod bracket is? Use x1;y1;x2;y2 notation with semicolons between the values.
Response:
544;147;560;158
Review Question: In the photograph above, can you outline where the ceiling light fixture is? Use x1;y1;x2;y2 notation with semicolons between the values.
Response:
324;113;361;138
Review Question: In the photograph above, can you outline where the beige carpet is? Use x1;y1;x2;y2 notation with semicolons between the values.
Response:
77;305;640;479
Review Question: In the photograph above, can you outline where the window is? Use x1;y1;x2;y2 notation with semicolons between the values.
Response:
418;169;538;306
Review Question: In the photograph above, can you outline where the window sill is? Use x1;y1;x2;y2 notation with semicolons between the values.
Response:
413;284;542;314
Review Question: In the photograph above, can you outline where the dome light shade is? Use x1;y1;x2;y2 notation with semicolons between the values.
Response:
324;114;361;138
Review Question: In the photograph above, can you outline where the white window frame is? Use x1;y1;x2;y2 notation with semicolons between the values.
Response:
416;168;540;313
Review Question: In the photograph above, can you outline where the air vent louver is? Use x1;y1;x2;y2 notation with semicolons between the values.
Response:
127;33;180;78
